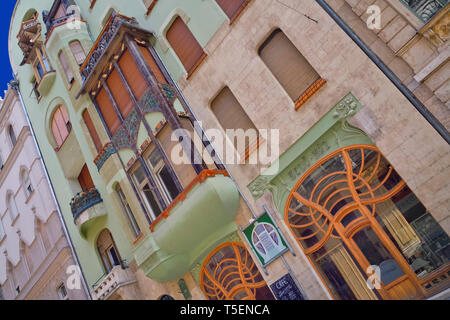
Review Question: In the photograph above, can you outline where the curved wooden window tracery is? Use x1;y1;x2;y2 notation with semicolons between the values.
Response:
284;144;450;300
200;242;273;300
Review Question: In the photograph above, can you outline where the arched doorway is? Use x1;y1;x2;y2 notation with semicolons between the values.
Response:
200;242;274;300
285;145;449;300
97;229;122;273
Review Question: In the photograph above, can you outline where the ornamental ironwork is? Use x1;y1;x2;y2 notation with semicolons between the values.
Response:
70;188;103;220
80;12;138;83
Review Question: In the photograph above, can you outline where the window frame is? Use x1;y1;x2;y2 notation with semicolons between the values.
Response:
132;164;164;221
51;105;72;151
58;49;75;85
115;184;141;239
69;40;87;67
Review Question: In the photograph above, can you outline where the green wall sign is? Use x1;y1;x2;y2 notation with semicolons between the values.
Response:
243;213;288;266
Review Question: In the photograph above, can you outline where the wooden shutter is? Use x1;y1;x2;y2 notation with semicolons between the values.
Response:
118;50;148;100
70;41;86;66
106;69;134;119
78;164;95;191
59;51;74;83
139;46;167;84
96;88;121;135
211;87;257;151
82;109;103;152
166;17;204;73
259;29;319;101
216;0;246;19
52;106;70;147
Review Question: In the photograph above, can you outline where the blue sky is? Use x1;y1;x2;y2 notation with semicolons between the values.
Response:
0;1;17;93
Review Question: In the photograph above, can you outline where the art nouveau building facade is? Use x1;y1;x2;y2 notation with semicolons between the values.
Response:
8;0;449;300
0;87;88;300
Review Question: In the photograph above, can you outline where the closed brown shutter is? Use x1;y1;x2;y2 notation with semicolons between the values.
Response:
259;29;319;101
106;69;134;118
216;0;246;19
82;109;103;153
139;45;167;84
52;106;71;147
211;87;257;152
166;17;204;73
96;87;121;135
118;50;148;100
78;164;95;191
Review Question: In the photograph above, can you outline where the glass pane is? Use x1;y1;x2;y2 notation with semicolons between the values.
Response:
108;247;120;266
353;227;405;285
133;166;146;184
375;186;450;279
148;148;164;168
36;62;44;78
143;183;163;218
159;166;180;201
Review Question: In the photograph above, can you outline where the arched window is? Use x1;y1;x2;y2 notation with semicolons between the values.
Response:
21;169;34;199
97;229;121;273
51;105;71;150
285;145;450;300
7;193;19;222
8;125;17;148
69;41;86;66
200;242;274;300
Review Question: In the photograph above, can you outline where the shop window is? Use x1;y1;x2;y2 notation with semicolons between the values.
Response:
115;184;141;238
59;50;74;84
285;145;450;300
259;29;320;104
211;87;258;154
82;109;103;153
166;16;205;75
200;242;275;300
51;105;71;149
97;229;121;273
69;41;86;66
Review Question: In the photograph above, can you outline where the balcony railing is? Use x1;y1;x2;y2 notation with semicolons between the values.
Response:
400;0;448;22
91;264;138;300
94;143;117;171
70;188;103;221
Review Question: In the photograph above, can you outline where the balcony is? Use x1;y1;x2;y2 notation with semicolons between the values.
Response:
91;265;140;300
134;170;240;283
71;188;107;238
400;0;447;23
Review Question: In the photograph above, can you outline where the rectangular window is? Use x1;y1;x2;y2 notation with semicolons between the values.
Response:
147;148;180;202
106;69;134;119
70;41;86;66
96;87;121;135
211;87;258;153
0;218;5;240
116;185;141;238
82;109;103;153
77;164;95;192
133;165;163;220
259;29;320;103
216;0;247;20
166;16;205;74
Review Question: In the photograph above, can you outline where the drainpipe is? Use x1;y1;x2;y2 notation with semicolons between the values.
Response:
11;79;92;300
316;0;450;145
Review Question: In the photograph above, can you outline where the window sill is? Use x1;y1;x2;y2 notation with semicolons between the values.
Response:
54;127;72;152
145;0;159;16
25;190;35;204
0;234;6;246
89;0;97;9
11;214;20;227
186;53;208;80
294;78;326;111
243;136;264;162
229;0;252;25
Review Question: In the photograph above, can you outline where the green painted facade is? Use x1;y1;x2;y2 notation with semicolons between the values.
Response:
9;0;229;290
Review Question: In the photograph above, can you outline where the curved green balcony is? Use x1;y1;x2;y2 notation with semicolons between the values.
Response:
133;170;240;283
71;188;107;238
